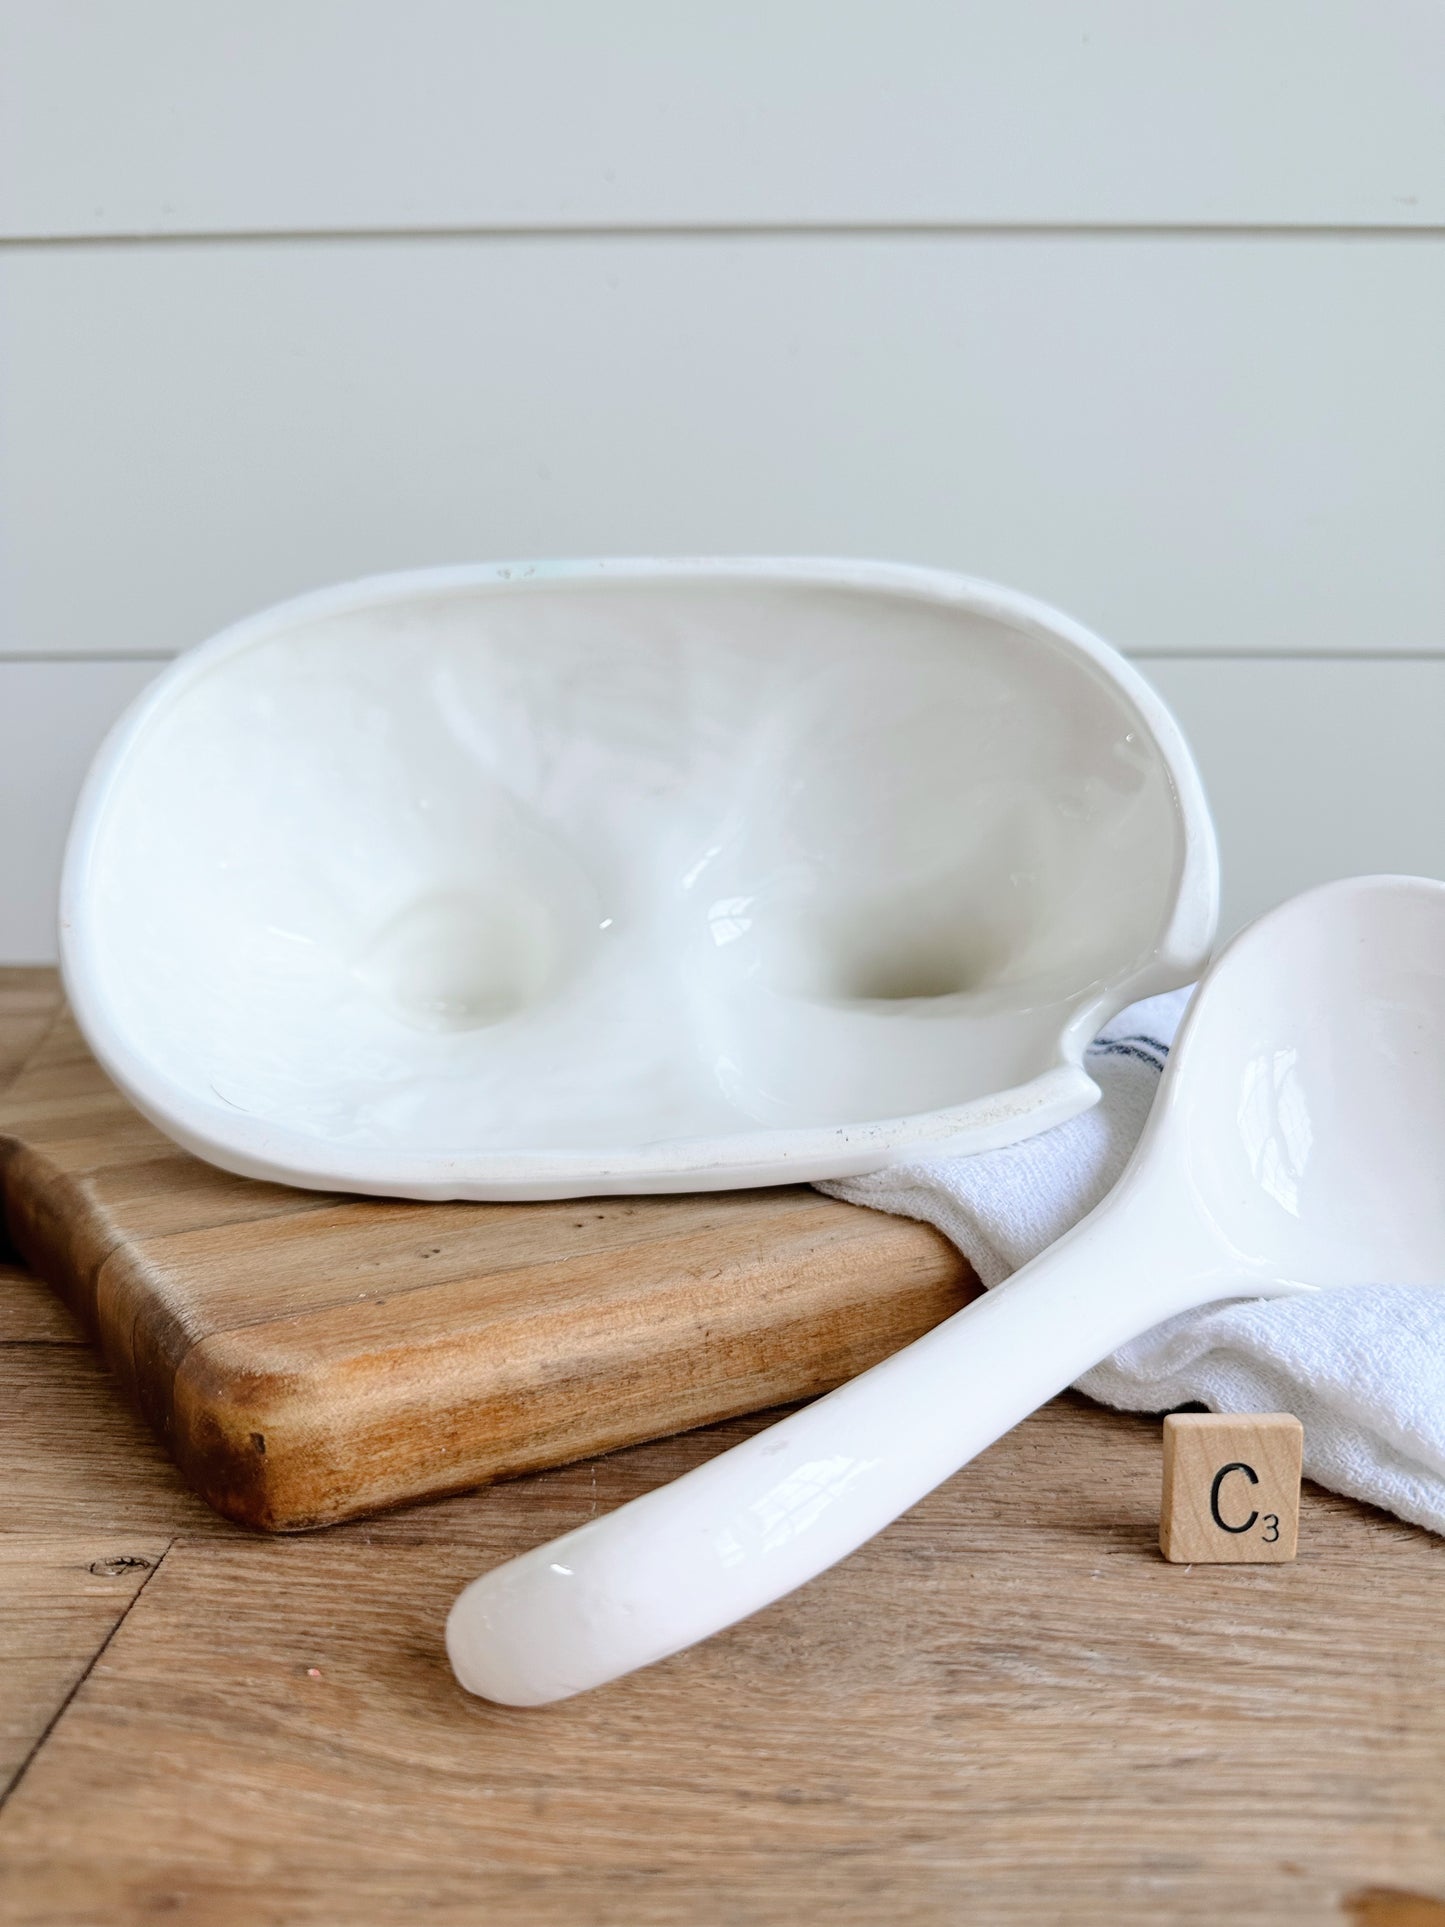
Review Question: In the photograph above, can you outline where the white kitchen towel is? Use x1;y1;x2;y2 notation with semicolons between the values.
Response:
819;989;1445;1537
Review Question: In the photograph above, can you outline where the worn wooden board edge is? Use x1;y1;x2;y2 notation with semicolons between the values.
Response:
0;989;979;1533
0;972;64;1280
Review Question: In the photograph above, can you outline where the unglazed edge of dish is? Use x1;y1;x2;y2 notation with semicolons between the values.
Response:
59;557;1219;1200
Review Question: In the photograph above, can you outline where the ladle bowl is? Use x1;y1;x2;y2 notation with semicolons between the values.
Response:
447;875;1445;1703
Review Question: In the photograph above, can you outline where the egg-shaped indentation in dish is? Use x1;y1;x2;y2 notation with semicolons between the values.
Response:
683;618;1180;1129
76;622;606;1143
353;884;571;1032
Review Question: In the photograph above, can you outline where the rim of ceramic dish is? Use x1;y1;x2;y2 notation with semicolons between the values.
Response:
59;556;1219;1198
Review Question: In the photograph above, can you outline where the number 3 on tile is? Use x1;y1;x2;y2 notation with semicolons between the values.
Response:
1160;1414;1302;1563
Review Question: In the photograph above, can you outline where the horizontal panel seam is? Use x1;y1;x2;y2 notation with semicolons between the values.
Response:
1129;651;1445;664
3;221;1445;250
0;653;177;665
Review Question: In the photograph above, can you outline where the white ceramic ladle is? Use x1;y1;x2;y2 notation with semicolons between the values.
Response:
448;875;1445;1705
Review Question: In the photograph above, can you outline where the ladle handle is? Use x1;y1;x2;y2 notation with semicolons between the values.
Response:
447;1190;1194;1705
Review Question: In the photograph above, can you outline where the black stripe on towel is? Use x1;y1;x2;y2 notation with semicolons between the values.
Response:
1086;1034;1170;1074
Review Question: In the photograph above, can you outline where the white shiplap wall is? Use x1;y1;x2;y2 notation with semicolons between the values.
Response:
2;3;1442;959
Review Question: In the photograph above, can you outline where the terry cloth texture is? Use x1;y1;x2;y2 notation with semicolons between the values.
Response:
820;990;1445;1537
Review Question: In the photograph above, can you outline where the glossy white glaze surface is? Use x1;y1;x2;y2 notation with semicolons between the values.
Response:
446;876;1445;1703
61;558;1216;1198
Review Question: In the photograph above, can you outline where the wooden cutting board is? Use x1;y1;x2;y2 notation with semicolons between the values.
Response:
0;992;977;1532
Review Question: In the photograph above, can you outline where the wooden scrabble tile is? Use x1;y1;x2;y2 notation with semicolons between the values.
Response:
1159;1412;1303;1563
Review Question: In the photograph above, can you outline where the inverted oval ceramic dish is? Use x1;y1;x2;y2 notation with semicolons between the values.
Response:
61;559;1217;1200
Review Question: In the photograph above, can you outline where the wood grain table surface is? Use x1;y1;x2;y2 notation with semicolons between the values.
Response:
1;970;1442;1927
